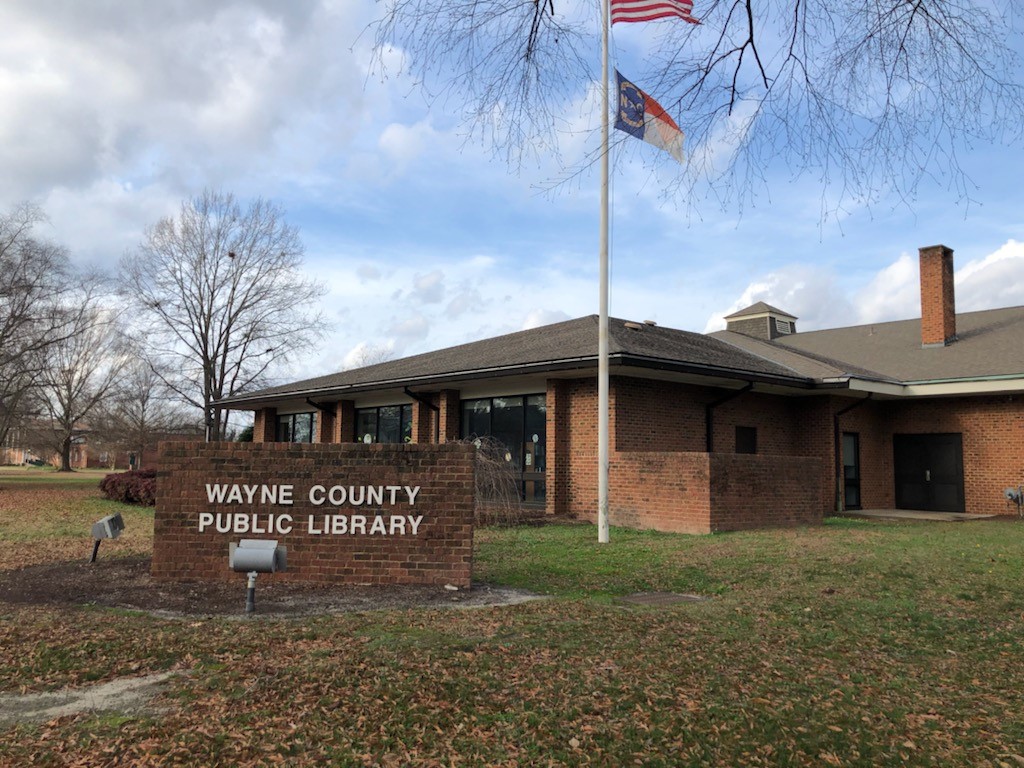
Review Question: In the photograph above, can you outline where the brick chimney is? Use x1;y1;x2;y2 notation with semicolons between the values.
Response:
919;244;956;347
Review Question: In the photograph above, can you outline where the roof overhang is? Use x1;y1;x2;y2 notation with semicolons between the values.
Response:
217;352;816;410
843;375;1024;399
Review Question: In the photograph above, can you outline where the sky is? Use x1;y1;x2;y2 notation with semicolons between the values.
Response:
2;0;1023;387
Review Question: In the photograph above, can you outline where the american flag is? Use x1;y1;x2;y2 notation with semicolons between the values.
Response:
610;0;699;25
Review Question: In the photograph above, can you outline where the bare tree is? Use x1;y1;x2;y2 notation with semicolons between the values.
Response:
371;0;1023;213
91;358;202;468
343;342;396;370
121;190;328;440
0;203;77;447
35;286;130;471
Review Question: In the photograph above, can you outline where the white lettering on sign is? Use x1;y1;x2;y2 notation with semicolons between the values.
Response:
205;484;295;505
197;512;294;535
200;482;426;535
306;485;420;507
305;514;424;536
206;483;420;507
196;513;425;536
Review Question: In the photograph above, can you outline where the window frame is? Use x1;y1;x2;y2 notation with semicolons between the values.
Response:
355;404;413;444
276;412;317;443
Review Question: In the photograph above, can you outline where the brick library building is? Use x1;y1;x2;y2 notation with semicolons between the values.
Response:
220;245;1024;534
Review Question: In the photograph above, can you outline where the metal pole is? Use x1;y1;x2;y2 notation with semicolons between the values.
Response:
245;571;257;614
598;0;611;544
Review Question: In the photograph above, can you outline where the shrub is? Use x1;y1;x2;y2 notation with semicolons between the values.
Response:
455;436;529;526
99;469;157;506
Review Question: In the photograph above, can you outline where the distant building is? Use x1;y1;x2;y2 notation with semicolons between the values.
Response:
220;245;1024;533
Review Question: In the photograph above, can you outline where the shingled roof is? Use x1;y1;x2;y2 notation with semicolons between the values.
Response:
713;305;1024;383
220;315;813;407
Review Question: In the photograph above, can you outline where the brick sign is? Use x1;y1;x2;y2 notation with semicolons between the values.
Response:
152;441;475;587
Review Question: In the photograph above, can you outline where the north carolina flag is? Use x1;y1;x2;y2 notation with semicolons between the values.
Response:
610;0;699;25
614;71;685;163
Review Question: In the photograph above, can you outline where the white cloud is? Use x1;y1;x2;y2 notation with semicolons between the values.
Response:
378;121;436;172
0;1;371;206
356;264;382;282
705;239;1024;335
955;239;1024;312
704;265;855;332
852;253;919;324
522;309;571;329
387;315;431;350
445;285;486;318
411;270;445;304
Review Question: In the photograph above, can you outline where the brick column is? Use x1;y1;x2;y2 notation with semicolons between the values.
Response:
317;408;335;443
437;389;461;442
253;408;277;443
546;379;570;516
334;400;356;442
411;396;437;443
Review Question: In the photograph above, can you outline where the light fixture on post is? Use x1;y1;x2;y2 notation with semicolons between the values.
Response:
229;539;287;614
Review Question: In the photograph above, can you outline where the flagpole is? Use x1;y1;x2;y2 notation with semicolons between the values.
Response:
598;0;611;544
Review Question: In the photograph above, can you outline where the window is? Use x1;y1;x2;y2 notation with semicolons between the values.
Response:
775;319;793;335
735;425;757;454
461;394;547;504
276;412;316;443
355;404;412;444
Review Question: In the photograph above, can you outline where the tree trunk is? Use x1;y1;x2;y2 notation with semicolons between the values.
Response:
59;435;73;472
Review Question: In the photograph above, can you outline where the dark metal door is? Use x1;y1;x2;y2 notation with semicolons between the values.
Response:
893;434;965;512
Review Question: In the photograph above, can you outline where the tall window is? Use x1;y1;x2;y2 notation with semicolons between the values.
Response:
356;404;412;444
461;394;546;504
276;412;316;443
842;432;861;509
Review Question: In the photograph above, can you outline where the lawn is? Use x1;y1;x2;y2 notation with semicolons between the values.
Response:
2;479;1024;766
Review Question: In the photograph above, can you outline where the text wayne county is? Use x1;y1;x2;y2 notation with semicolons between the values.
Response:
205;483;421;506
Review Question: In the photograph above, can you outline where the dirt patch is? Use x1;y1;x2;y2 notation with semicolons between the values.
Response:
0;672;177;727
0;555;544;618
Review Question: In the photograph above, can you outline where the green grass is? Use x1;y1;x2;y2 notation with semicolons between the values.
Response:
1;489;1024;766
0;465;116;488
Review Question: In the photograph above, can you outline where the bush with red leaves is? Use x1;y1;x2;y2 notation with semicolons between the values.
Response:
99;469;157;506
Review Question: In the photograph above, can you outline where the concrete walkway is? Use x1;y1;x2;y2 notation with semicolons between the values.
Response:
839;509;997;522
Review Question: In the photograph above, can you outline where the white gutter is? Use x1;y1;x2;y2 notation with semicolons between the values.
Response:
845;375;1024;398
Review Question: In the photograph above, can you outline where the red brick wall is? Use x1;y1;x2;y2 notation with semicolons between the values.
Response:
608;452;711;533
317;409;335;443
883;396;1023;515
708;453;823;531
253;408;276;443
334;400;355;443
153;441;475;587
598;451;821;534
558;376;826;532
411;397;437;444
830;396;1024;515
562;378;600;518
838;400;893;510
546;379;571;516
438;390;461;442
613;378;705;451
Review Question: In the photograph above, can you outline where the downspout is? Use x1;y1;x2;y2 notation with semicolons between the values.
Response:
305;398;335;416
404;387;441;443
833;394;873;513
705;383;754;452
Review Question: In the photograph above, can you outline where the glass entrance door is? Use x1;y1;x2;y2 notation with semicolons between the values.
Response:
461;394;546;504
842;432;861;510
